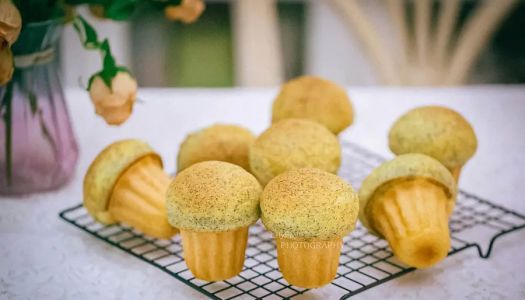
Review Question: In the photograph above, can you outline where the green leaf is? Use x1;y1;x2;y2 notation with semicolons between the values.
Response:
116;66;132;74
87;67;131;91
100;39;117;71
73;15;100;49
147;0;183;10
99;39;119;89
71;15;131;91
87;73;98;91
105;0;139;21
65;0;106;5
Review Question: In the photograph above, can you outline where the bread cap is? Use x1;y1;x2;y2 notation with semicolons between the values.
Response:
359;153;456;233
167;161;262;232
250;118;341;186
177;124;255;171
272;76;353;134
389;106;477;169
261;168;359;240
83;139;162;224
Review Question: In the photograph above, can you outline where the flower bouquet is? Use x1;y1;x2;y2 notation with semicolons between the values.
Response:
0;0;204;194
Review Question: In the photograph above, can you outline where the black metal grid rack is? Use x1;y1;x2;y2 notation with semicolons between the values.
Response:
59;141;525;299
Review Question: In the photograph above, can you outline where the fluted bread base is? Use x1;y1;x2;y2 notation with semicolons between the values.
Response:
181;227;248;281
276;237;342;288
369;178;450;269
449;166;462;184
109;155;178;239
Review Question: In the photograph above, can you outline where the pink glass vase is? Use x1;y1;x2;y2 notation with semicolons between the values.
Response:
0;20;78;195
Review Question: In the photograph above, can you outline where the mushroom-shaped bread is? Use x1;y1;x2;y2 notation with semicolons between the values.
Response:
389;106;477;182
83;139;177;239
359;154;456;268
177;124;255;171
261;168;359;288
167;161;262;281
272;76;354;135
250;119;341;186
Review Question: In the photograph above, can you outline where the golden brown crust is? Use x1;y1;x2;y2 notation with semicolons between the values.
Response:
261;168;359;240
167;161;262;232
177;124;255;171
249;119;341;186
272;76;353;134
83;139;162;224
389;106;477;169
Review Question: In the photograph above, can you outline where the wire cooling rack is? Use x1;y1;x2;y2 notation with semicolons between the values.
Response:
59;141;525;299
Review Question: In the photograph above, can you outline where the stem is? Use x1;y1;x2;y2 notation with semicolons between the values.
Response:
72;15;121;90
2;80;14;185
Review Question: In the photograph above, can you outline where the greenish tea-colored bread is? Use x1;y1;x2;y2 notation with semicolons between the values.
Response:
358;153;457;268
272;75;354;135
359;153;457;232
167;160;262;232
177;124;255;171
260;167;359;288
167;161;263;281
83;139;177;239
250;118;341;186
261;168;359;240
389;106;477;173
83;139;162;224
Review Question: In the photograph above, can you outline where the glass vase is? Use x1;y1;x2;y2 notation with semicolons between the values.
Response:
0;20;78;195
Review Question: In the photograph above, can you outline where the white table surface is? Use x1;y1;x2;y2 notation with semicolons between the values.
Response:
1;86;524;299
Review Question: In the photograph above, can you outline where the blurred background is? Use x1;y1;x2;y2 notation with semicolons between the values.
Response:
60;0;525;87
